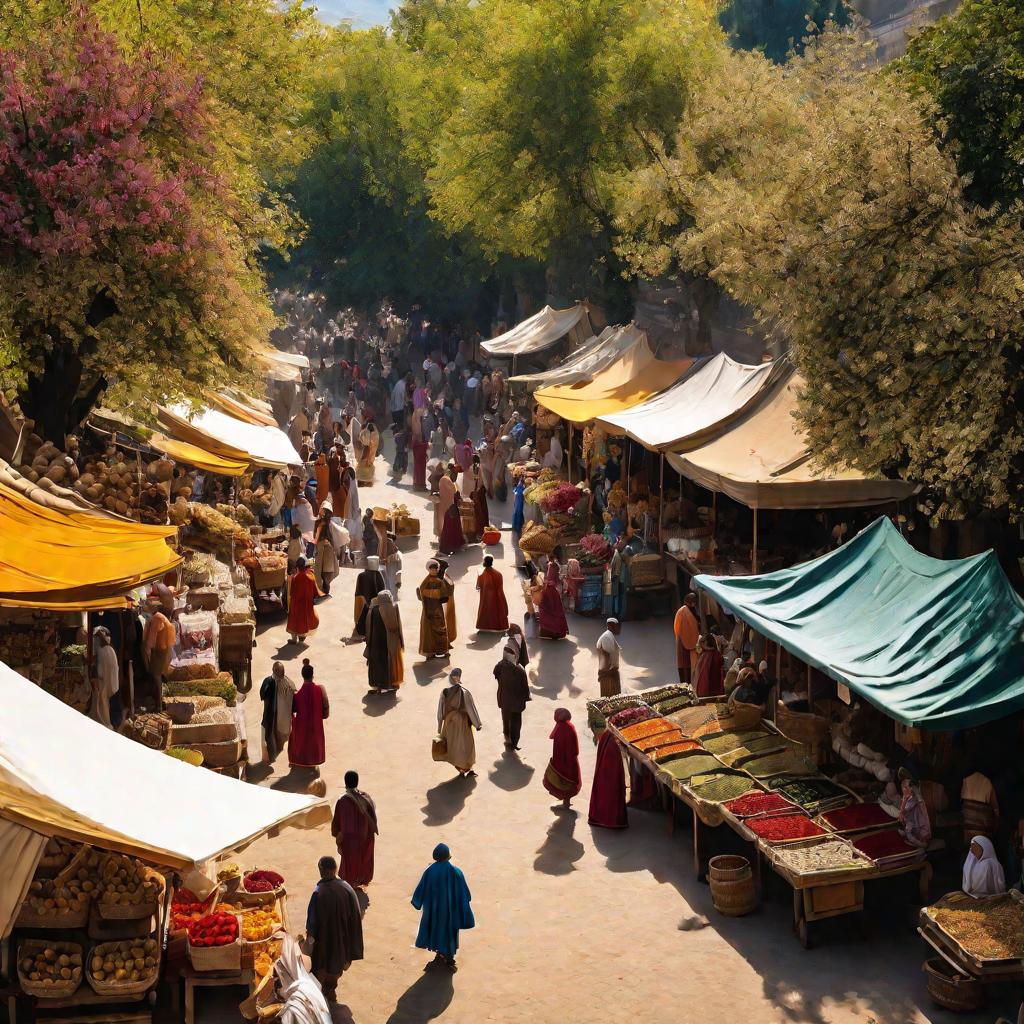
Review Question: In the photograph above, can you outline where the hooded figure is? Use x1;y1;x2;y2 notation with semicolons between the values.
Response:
271;934;332;1024
588;730;628;829
353;555;386;638
543;708;581;807
436;669;482;776
962;836;1007;897
411;843;475;972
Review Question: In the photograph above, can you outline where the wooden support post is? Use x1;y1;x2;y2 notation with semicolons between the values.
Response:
658;453;665;549
568;422;573;484
752;506;759;574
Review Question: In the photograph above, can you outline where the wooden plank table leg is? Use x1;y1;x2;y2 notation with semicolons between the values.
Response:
185;976;194;1024
918;861;933;904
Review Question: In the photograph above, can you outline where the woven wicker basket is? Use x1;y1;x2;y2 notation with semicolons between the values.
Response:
96;869;164;921
17;939;83;999
709;855;757;917
86;939;159;997
922;958;985;1012
189;937;241;972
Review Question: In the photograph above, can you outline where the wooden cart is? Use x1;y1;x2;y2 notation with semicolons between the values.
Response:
218;621;255;694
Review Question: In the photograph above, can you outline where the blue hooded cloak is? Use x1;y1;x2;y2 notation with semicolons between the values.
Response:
411;844;475;957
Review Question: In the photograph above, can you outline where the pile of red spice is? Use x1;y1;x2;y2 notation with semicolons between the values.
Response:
724;791;799;818
747;813;825;843
853;830;919;861
820;802;895;833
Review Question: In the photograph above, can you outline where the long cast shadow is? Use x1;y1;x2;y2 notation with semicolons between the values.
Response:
421;775;477;826
533;807;585;876
361;691;399;717
487;750;535;792
385;970;454;1024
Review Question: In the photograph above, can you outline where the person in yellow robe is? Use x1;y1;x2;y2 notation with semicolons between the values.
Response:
417;560;453;658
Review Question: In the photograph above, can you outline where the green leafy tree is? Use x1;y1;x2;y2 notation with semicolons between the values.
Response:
424;0;722;317
616;32;1024;520
898;0;1024;208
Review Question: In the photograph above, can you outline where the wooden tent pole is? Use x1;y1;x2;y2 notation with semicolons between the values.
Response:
568;422;573;483
752;506;759;574
658;453;664;549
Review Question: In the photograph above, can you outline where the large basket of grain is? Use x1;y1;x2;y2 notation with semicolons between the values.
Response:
87;938;160;996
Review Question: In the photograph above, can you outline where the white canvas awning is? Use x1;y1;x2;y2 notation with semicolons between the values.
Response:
666;368;919;509
510;324;647;386
0;660;329;934
160;404;302;469
597;354;784;451
481;303;589;356
256;348;310;383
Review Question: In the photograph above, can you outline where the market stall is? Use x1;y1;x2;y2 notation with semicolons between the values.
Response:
481;302;591;358
509;323;646;387
0;660;329;1023
157;406;301;471
588;689;933;947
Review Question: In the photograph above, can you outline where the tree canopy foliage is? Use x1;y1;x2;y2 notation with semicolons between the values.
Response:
615;32;1024;520
898;0;1024;209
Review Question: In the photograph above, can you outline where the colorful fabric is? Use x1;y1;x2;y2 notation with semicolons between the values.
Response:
589;730;628;828
289;680;328;767
475;567;509;631
332;791;377;887
543;712;581;800
537;561;568;639
286;569;320;637
417;574;453;656
411;860;475;958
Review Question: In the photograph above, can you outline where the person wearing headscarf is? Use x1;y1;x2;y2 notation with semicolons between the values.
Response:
380;530;402;595
470;454;489;539
353;555;386;638
475;555;509;632
411;843;475;973
343;461;362;555
265;933;332;1024
314;451;330;513
289;660;329;772
563;557;584;612
589;729;628;829
436;669;482;777
493;632;530;751
260;661;293;762
543;708;581;808
327;447;346;515
536;558;568;640
898;770;932;848
312;507;339;596
694;633;724;698
361;509;379;560
437;464;465;555
304;856;363;1004
962;836;1007;897
417;559;453;658
89;626;119;730
286;557;321;644
356;416;379;485
364;589;404;692
411;404;429;490
332;771;379;888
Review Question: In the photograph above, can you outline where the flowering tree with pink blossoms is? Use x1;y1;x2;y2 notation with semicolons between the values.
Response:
0;12;273;441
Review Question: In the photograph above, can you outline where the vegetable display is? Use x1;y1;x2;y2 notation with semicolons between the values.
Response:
741;751;817;779
578;532;613;566
241;907;281;941
608;706;654;729
659;754;725;782
88;938;159;983
243;869;284;893
746;814;825;843
689;774;758;804
187;912;239;947
19;942;82;987
171;889;212;931
770;776;851;812
99;854;162;908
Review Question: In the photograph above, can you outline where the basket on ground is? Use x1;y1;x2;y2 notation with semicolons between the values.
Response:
708;855;757;917
922;958;985;1012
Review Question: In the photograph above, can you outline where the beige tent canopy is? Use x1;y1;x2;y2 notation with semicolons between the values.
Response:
255;347;310;383
0;660;329;936
597;353;784;451
481;302;590;356
666;368;918;509
510;324;646;387
158;404;302;469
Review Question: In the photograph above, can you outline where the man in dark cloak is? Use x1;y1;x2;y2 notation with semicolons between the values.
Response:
305;855;364;1003
493;631;531;750
353;555;386;638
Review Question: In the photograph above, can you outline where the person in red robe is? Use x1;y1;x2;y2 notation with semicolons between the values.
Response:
588;730;628;828
474;556;509;632
289;659;329;772
286;557;321;643
438;466;465;555
694;633;724;698
536;559;568;640
543;707;581;809
331;771;378;888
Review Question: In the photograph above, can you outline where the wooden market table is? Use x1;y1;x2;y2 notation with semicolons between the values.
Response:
181;964;254;1024
605;717;934;947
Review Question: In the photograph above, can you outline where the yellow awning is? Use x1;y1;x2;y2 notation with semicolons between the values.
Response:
0;479;180;609
205;391;278;428
149;432;248;477
534;356;693;424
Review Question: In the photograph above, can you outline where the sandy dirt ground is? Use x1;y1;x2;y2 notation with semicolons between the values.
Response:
190;438;999;1024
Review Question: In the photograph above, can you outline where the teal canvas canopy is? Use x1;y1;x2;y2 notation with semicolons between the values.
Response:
694;517;1024;730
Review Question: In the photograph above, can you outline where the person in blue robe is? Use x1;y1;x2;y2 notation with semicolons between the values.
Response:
411;843;475;972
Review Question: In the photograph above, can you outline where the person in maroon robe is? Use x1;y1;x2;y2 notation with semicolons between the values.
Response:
289;659;329;773
331;770;378;888
536;559;568;640
694;633;725;698
286;557;321;644
542;707;581;809
588;729;628;828
475;556;509;632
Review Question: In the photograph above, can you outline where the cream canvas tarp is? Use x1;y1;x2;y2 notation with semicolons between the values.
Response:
666;369;918;509
160;404;302;469
510;324;646;386
256;348;310;383
0;659;329;933
481;303;590;356
597;354;784;451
